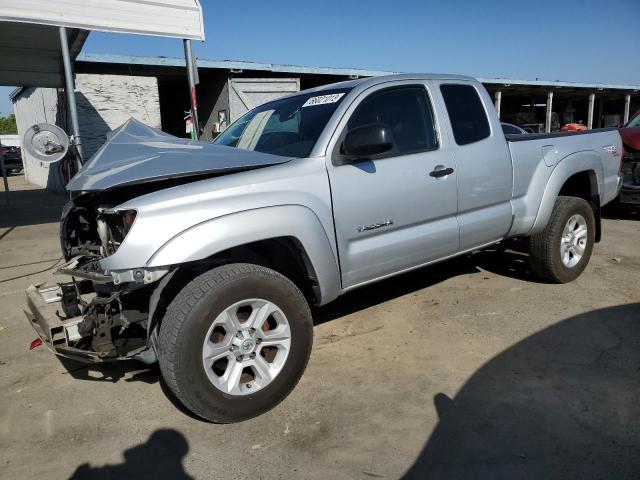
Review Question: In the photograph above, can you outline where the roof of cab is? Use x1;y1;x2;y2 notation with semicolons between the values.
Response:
280;73;477;100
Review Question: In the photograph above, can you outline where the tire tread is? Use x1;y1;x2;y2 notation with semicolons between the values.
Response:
529;196;594;283
158;263;311;422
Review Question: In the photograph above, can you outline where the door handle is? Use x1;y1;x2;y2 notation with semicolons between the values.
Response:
429;166;454;178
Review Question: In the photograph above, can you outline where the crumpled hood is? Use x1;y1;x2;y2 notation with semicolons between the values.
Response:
66;118;292;192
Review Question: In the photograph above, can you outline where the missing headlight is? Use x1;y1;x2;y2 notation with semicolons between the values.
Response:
97;209;137;256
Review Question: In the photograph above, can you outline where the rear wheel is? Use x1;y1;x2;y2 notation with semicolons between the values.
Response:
529;196;595;283
158;263;313;423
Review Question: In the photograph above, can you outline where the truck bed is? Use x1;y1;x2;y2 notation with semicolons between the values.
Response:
505;127;622;237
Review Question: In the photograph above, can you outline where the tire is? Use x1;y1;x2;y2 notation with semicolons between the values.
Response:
158;263;313;423
529;196;595;283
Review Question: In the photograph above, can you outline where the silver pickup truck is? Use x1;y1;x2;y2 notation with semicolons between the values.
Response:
25;74;623;422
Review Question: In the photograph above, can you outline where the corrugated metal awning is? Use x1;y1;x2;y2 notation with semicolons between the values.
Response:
75;53;640;93
0;0;204;40
0;22;88;87
0;0;204;87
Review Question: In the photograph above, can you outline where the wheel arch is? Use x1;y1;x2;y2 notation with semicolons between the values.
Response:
531;151;604;240
144;205;341;342
146;236;322;345
557;170;601;241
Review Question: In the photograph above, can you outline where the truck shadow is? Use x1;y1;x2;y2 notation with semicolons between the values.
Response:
602;201;640;221
59;357;158;384
315;241;539;325
402;303;640;479
69;428;193;479
470;243;541;283
315;256;478;325
59;358;212;421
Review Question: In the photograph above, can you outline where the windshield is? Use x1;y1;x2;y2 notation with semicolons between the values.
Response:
213;88;351;158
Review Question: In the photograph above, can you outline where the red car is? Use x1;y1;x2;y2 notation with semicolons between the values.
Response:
560;123;588;132
619;112;640;205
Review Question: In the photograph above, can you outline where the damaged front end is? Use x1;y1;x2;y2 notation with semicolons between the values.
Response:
24;274;155;363
24;118;291;364
25;198;167;364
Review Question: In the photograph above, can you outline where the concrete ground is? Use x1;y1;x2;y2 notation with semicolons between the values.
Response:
1;174;639;479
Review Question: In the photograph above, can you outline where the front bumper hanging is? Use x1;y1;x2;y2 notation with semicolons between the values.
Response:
24;283;151;364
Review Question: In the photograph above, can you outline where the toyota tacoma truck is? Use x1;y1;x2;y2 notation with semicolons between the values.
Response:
24;74;623;423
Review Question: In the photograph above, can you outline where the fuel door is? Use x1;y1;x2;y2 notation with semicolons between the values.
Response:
542;145;559;167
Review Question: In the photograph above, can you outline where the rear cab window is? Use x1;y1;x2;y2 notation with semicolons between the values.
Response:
440;84;491;145
502;124;521;135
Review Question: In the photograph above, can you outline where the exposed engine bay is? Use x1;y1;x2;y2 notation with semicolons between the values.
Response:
30;189;161;363
28;175;208;362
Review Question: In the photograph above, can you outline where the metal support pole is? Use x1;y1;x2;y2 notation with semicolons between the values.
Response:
624;94;631;125
597;97;604;129
59;27;83;167
184;39;199;140
494;90;502;119
545;91;553;133
587;93;595;130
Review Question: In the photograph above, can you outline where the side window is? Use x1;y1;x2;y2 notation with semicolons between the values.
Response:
440;84;491;145
343;86;438;157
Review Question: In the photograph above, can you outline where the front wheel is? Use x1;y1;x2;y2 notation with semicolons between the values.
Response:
529;196;596;283
158;263;313;423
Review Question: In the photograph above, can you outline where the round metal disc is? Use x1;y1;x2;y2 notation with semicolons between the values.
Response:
22;123;70;163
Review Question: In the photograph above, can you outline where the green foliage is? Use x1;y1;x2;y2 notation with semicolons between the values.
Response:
0;114;17;134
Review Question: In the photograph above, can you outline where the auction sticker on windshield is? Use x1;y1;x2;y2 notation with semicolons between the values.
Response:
302;93;345;108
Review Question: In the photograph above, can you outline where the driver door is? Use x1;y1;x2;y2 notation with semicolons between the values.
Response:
326;82;460;288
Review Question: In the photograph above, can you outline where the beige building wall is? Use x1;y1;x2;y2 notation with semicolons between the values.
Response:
12;73;161;192
75;74;161;159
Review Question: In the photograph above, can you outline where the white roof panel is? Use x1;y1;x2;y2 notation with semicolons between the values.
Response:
0;0;204;40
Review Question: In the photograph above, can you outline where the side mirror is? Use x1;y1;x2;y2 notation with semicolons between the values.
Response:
342;123;394;159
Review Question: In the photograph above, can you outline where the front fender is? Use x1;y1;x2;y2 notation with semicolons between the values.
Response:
530;151;603;234
146;205;342;304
